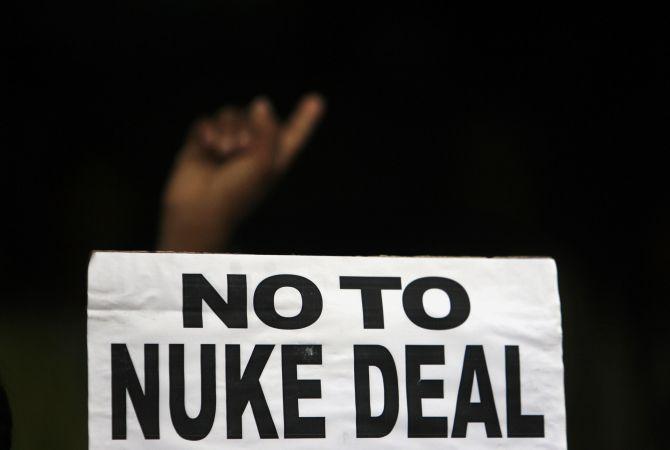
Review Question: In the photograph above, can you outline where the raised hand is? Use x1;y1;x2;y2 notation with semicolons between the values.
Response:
158;94;325;251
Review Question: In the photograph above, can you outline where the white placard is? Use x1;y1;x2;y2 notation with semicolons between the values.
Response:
87;252;566;449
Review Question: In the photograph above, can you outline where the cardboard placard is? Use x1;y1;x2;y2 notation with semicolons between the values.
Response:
88;252;566;449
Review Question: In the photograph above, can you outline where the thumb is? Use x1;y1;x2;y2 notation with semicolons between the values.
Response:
277;93;326;170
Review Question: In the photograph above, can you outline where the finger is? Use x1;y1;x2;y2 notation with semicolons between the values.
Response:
195;118;216;147
237;123;252;150
248;96;279;154
179;118;216;161
278;93;325;169
249;96;277;128
218;97;279;178
212;107;242;156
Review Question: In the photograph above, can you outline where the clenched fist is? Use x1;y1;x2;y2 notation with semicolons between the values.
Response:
159;94;325;251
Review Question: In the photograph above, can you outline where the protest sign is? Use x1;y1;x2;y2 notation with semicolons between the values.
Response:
88;252;566;449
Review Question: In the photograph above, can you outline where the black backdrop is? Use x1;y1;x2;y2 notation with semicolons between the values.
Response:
1;2;667;448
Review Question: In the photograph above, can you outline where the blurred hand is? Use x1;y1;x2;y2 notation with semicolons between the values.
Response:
158;94;325;251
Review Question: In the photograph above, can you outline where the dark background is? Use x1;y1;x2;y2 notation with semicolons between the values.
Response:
1;2;667;448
